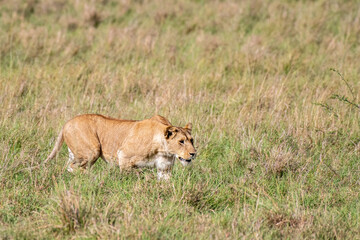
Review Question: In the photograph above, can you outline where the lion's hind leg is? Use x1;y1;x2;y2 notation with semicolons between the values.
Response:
67;147;75;172
66;146;100;173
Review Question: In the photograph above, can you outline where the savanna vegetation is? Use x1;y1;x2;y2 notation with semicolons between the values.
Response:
1;0;360;239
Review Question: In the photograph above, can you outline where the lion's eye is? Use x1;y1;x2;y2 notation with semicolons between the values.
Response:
179;140;184;144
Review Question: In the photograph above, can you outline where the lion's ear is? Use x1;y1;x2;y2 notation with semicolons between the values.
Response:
184;123;192;132
164;126;177;139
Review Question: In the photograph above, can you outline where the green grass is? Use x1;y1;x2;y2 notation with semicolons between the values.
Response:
1;0;360;239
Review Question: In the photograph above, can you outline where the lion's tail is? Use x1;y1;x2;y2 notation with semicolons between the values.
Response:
44;129;64;163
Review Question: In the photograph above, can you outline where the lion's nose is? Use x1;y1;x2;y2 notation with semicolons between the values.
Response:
190;152;196;158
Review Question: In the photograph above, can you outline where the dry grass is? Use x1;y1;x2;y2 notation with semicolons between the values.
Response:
1;0;360;239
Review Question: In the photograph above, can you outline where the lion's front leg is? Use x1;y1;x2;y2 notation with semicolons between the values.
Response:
157;170;172;180
156;155;175;181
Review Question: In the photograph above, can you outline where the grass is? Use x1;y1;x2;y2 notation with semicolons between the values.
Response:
1;0;360;238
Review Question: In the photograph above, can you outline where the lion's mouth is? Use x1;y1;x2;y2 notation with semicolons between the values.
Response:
178;157;192;163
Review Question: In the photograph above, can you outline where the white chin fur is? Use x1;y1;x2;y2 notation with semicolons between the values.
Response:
180;160;191;167
178;158;192;167
176;155;192;166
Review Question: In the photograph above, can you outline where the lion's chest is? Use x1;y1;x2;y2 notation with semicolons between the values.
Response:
135;153;175;170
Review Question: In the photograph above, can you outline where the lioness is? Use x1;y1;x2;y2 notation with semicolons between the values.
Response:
45;114;196;180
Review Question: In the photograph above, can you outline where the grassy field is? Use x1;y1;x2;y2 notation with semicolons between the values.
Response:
1;0;360;239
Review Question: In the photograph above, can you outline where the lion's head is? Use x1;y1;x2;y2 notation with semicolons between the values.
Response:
164;123;196;166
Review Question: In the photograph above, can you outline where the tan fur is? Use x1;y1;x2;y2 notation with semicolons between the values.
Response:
45;114;196;179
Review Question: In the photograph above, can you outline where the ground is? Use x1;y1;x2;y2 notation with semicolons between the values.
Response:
0;0;360;239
